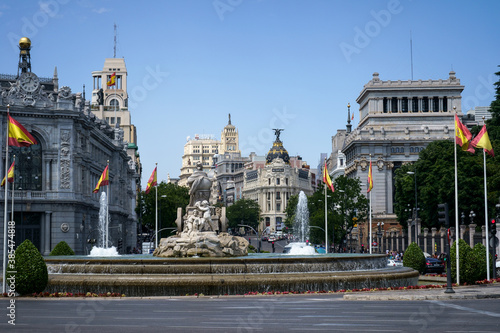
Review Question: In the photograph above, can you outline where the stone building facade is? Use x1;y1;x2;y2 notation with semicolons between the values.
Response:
0;38;138;255
243;132;313;233
331;71;465;248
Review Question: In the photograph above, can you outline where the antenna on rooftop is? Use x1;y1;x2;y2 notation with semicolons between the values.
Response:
410;30;414;80
113;23;117;58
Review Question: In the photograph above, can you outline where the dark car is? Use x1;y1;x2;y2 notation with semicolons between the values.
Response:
425;257;445;274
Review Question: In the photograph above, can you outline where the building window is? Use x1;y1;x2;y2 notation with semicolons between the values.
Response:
339;158;344;166
412;97;418;112
391;97;398;113
265;217;270;227
11;138;42;191
276;178;280;185
110;99;119;108
383;97;388;113
268;178;271;185
276;203;281;212
433;97;439;112
267;192;271;200
276;192;281;200
285;178;289;185
443;96;448;112
402;97;408;113
422;97;429;112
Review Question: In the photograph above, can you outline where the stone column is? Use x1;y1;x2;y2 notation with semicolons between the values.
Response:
43;211;52;256
460;224;466;240
390;231;394;252
407;221;412;245
440;228;446;255
431;227;437;255
423;228;429;254
469;224;476;247
401;230;405;251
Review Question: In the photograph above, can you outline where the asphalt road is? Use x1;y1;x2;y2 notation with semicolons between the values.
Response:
2;295;500;332
247;236;288;253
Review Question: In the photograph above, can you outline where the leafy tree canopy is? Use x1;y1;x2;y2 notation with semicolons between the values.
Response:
136;182;189;237
226;198;261;232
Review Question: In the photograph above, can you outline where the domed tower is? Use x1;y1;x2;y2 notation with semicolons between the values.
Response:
18;37;32;76
266;129;290;164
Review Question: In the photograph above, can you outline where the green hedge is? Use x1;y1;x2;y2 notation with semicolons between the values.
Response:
403;242;426;273
49;241;75;256
450;239;493;284
8;239;48;295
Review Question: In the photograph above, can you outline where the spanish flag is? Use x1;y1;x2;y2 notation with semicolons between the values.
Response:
8;113;37;147
107;72;116;87
367;160;373;193
322;161;334;192
145;166;157;194
1;161;15;187
93;165;109;193
471;124;494;157
455;114;474;153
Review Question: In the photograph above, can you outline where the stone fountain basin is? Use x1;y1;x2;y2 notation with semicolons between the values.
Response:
44;254;419;296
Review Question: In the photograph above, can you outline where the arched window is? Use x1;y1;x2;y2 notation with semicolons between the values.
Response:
110;99;119;108
10;137;42;191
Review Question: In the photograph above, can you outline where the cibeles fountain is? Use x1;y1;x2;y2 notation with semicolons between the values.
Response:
153;162;248;257
44;131;419;297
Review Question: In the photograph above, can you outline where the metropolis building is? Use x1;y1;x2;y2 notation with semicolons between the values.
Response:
329;71;465;246
243;131;314;233
0;38;138;255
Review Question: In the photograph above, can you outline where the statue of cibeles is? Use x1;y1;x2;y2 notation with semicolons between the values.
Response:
187;162;214;206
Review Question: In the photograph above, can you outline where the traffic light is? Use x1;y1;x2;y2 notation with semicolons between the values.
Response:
438;203;449;227
491;218;497;236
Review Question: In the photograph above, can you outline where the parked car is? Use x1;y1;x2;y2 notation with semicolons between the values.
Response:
261;235;268;242
424;257;445;274
387;259;403;267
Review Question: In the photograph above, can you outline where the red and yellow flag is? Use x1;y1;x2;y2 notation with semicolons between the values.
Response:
145;167;157;194
93;165;109;193
8;113;37;147
454;114;474;153
1;161;15;187
471;124;494;157
367;160;373;193
322;160;334;192
107;72;116;87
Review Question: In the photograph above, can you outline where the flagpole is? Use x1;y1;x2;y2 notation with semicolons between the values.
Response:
483;147;491;280
369;154;372;254
10;156;15;223
324;171;328;254
106;160;109;249
2;105;11;294
155;180;158;249
454;107;460;285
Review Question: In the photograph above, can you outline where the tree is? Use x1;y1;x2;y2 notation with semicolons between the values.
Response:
293;176;368;251
394;140;491;230
226;198;261;231
136;182;189;238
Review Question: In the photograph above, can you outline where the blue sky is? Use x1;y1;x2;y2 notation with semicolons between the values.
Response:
1;0;499;187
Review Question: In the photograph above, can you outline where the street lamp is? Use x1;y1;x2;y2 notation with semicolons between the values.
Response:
377;222;384;254
407;171;418;246
469;210;476;224
238;224;261;253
